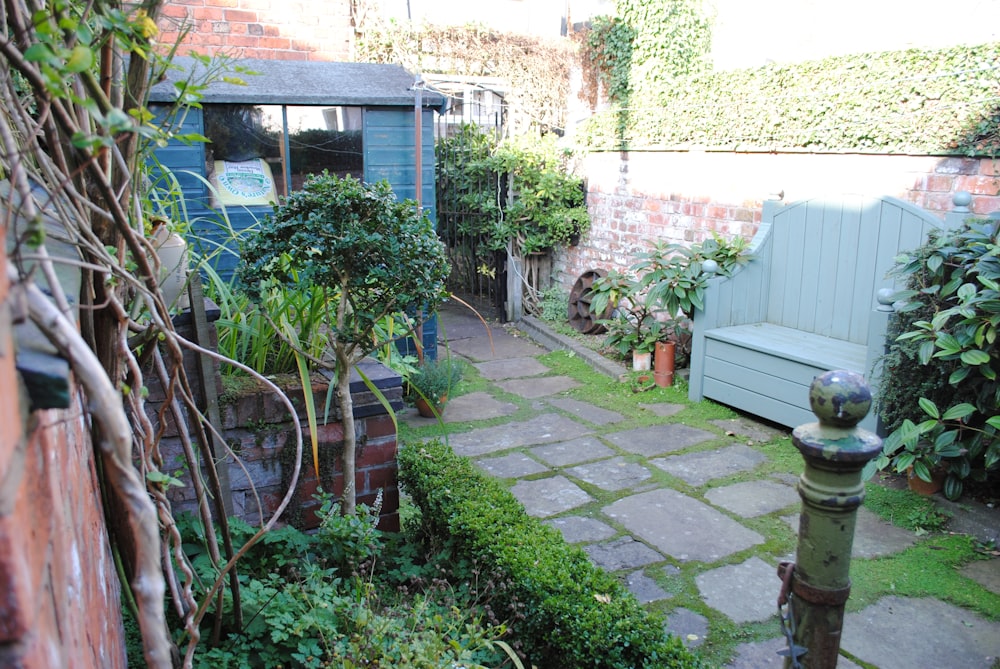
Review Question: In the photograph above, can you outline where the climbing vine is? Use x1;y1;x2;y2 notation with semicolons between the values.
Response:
354;14;575;134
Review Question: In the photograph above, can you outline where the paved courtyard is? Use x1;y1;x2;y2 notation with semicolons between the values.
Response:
402;303;1000;668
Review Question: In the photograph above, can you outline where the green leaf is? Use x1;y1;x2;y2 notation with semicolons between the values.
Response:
941;403;975;421
918;397;939;419
22;43;53;63
959;349;991;366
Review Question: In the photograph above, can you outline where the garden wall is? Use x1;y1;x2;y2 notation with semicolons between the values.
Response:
554;151;1000;289
150;345;405;532
0;257;125;668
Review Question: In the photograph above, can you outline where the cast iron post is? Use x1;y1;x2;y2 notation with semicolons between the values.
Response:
780;370;882;669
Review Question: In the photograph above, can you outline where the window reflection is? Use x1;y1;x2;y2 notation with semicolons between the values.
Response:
202;104;364;206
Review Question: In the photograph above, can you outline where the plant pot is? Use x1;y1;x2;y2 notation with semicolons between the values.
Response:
632;350;652;371
415;395;446;418
654;341;676;387
907;466;945;496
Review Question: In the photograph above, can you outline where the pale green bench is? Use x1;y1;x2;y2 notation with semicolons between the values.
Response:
688;193;971;433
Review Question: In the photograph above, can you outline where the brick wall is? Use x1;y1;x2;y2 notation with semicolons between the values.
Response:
153;366;404;533
0;256;126;668
157;0;354;61
555;151;1000;289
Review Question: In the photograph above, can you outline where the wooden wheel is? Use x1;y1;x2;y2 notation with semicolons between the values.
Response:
568;269;611;334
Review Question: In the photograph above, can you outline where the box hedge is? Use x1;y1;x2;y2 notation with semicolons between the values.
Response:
398;439;704;669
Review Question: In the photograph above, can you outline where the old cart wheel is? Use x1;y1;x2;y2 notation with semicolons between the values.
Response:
568;269;611;334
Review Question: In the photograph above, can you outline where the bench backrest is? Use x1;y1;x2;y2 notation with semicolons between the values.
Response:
757;195;946;344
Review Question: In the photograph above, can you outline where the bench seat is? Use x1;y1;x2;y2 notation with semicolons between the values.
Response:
701;323;870;431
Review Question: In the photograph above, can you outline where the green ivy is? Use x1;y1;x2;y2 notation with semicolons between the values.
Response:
581;42;1000;156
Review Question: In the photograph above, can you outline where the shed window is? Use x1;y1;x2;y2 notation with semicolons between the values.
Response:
202;103;364;204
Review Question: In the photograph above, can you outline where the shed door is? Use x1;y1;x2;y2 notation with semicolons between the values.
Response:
364;107;437;224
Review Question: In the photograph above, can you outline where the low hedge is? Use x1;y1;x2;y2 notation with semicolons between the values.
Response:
398;439;703;669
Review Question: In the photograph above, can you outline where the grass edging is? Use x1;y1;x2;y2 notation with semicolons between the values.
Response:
398;438;704;669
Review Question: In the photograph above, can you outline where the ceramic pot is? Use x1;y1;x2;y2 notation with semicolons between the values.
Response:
415;395;447;418
654;341;676;387
907;465;945;496
632;350;652;371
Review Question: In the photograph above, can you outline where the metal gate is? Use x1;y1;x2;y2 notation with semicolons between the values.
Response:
434;80;508;320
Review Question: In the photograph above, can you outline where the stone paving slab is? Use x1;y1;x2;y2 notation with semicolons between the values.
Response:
665;608;709;649
547;397;625;425
566;456;652;491
706;480;800;518
625;570;672;603
474;452;550;479
696;556;778;623
605;424;716;458
842;595;1000;668
432;391;518;423
781;507;918;559
530;436;616;466
639;402;686;417
544;515;617;543
583;536;664;571
448;413;592;457
475;357;550;380
651;444;769;486
725;637;864;669
604;488;765;562
711;417;787;444
962;557;1000;595
509;475;594;517
497;375;581;398
447;328;546;362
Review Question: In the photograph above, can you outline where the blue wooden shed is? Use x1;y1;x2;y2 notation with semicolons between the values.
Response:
148;57;444;278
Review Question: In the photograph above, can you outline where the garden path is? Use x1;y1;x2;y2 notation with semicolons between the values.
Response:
402;301;1000;668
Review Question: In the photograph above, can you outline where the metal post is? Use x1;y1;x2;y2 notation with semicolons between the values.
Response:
779;370;882;669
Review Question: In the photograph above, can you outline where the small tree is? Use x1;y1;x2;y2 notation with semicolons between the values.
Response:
239;173;450;515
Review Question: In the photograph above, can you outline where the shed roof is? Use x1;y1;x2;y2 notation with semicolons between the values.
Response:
149;57;446;108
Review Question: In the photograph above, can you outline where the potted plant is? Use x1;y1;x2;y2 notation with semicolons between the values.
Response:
407;357;465;417
869;399;966;495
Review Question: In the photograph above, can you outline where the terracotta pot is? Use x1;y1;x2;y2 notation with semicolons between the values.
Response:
654;341;676;387
632;350;652;371
907;465;945;496
415;395;447;418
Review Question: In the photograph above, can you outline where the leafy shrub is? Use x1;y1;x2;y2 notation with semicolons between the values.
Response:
176;497;521;669
398;439;704;669
872;220;1000;499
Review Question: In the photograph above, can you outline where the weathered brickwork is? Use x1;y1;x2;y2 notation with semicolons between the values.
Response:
157;0;354;61
555;152;1000;290
0;254;125;668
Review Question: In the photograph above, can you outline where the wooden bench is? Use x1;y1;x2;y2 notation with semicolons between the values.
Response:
688;193;969;433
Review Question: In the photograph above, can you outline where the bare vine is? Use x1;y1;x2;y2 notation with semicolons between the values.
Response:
1;0;306;666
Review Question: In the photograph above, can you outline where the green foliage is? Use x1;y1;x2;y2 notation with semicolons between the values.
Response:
398;439;705;669
581;42;1000;156
178;499;519;669
590;234;750;357
405;357;465;405
239;173;450;351
582;0;711;107
436;124;589;256
871;220;1000;498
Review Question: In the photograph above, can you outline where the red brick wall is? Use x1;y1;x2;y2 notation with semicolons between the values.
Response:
156;373;403;533
0;256;125;668
157;0;354;61
555;151;1000;288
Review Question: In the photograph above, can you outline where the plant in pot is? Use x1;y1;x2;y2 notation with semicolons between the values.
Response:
867;398;967;495
407;357;465;417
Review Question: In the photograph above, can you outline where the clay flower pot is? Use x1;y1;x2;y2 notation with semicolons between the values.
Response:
654;341;676;387
415;395;447;418
632;350;652;371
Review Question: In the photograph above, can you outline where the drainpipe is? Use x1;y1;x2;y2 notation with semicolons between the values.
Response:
779;370;882;668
